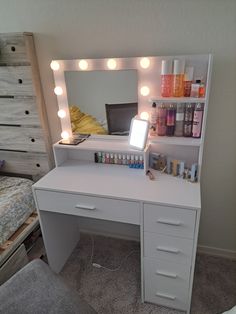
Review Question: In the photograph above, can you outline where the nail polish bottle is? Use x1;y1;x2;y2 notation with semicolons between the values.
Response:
122;154;127;165
114;153;118;164
183;103;194;137
110;153;114;164
157;103;167;136
184;67;194;97
126;154;130;165
192;103;204;138
166;104;176;136
161;60;173;97
118;154;122;165
173;59;185;97
105;153;110;164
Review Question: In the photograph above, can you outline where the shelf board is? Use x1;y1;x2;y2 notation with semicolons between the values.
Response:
149;136;201;147
149;97;206;103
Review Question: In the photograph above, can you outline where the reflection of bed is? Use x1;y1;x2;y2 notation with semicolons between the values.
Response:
0;176;35;247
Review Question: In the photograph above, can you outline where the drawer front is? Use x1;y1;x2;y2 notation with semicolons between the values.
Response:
144;232;193;264
144;257;189;311
144;203;196;239
35;190;140;225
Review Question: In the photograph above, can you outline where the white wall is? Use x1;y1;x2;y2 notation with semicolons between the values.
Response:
1;0;235;252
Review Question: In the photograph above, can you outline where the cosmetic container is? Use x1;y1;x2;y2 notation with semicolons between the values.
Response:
183;103;194;137
122;154;127;165
114;153;118;164
199;82;205;98
192;103;204;138
150;102;158;134
135;155;139;165
173;59;185;97
118;154;122;165
97;152;102;163
190;80;201;97
161;59;173;97
102;152;105;163
166;104;176;136
157;103;167;136
184;67;194;97
126;154;130;165
130;155;134;165
174;103;185;137
105;153;110;164
110;153;114;164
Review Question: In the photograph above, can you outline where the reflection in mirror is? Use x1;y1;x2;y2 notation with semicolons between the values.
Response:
64;70;138;135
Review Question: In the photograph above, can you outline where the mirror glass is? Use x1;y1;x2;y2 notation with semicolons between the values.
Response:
64;70;138;135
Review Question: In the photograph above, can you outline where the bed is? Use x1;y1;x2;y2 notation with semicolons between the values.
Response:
0;32;53;283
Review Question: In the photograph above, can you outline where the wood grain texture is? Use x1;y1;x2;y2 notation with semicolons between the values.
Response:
0;32;31;65
0;126;47;152
0;66;34;96
0;97;40;126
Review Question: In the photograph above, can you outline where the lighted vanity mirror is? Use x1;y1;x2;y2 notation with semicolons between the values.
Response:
51;57;159;139
64;70;138;135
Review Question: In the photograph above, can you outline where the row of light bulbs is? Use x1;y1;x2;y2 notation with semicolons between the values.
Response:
51;58;151;140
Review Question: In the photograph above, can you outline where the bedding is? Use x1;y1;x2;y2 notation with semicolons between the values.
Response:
0;176;35;246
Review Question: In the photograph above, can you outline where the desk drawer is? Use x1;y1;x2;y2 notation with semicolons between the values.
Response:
35;190;140;225
144;203;196;239
144;257;189;311
144;232;193;264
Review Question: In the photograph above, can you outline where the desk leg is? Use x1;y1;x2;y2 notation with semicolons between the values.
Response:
38;211;80;273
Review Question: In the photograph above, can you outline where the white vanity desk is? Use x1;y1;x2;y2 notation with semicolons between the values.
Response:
33;139;201;313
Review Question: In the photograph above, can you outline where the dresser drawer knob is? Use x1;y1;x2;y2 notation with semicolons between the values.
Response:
157;218;182;226
75;204;96;210
156;292;176;300
156;270;177;278
156;246;180;254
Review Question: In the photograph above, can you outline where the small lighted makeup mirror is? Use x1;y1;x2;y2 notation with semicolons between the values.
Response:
129;117;149;151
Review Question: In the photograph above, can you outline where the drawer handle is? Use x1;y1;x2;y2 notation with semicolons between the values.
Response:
75;204;96;210
156;246;180;254
157;218;181;226
156;270;177;278
156;292;176;300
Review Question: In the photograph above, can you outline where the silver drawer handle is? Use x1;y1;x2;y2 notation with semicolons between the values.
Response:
156;270;177;278
75;204;96;210
157;218;181;226
156;246;180;254
156;292;176;300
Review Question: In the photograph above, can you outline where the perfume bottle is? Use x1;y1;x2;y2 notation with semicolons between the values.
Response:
183;67;194;97
192;103;204;138
157;103;167;136
174;103;185;137
150;102;158;135
183;103;194;137
161;60;173;97
166;104;176;136
173;59;185;97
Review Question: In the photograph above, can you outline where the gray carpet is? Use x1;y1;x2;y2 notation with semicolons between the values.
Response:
60;234;236;314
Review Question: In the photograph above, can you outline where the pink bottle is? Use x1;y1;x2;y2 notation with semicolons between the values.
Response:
157;103;167;136
192;103;204;138
161;60;173;97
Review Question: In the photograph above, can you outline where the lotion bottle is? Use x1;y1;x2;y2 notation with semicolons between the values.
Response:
192;103;204;138
161;60;173;97
174;103;185;136
157;103;167;136
173;59;185;97
150;102;158;135
184;67;194;97
166;104;176;136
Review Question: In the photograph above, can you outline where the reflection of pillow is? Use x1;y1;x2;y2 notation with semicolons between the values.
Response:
69;106;108;135
0;160;5;168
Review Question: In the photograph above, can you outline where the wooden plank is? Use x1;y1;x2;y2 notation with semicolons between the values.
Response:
0;244;29;285
0;151;50;176
0;125;46;152
0;32;30;65
0;97;40;126
0;66;34;96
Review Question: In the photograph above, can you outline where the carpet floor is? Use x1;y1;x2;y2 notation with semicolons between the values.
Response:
60;234;236;314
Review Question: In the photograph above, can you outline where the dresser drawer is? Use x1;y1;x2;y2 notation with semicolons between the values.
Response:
144;203;196;239
144;232;193;264
144;257;189;311
35;190;140;225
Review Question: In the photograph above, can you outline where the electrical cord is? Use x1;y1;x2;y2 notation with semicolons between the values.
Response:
89;234;139;272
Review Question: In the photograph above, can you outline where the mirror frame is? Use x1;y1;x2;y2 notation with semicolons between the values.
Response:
51;56;160;139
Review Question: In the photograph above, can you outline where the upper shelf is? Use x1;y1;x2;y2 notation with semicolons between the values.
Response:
149;136;201;147
149;97;206;103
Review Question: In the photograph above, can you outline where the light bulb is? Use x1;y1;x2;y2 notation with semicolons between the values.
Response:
61;131;70;140
78;60;88;70
140;111;149;120
140;57;150;69
50;61;60;71
54;86;63;95
140;86;150;96
107;59;117;70
57;109;66;118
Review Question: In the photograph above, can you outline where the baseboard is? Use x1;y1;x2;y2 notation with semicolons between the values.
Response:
197;245;236;260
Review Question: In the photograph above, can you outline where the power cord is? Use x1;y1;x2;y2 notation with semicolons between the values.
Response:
89;234;139;272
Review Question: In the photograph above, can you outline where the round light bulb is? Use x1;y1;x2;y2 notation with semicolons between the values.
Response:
140;57;150;69
107;59;117;70
61;131;70;140
57;109;66;118
50;61;60;71
140;86;150;96
54;86;63;96
78;59;88;70
140;111;149;120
